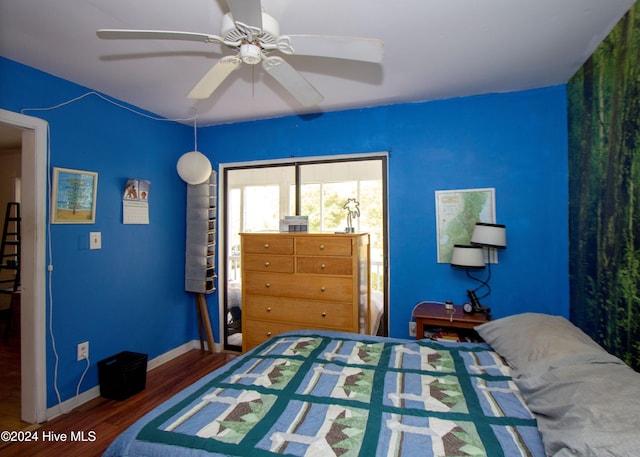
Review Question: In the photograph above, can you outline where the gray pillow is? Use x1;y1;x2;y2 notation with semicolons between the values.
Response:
517;361;640;457
477;313;640;456
474;313;619;376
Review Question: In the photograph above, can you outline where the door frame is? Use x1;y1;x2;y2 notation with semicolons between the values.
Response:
0;109;48;423
217;152;389;350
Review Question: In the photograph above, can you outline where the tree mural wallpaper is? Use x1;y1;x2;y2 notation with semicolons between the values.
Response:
568;4;640;370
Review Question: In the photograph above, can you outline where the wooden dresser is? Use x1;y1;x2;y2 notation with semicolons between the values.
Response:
240;232;370;352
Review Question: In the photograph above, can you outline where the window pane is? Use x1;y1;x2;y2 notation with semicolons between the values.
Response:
300;183;321;232
299;160;384;293
225;166;295;349
227;166;295;233
243;186;280;232
359;179;384;292
227;188;241;281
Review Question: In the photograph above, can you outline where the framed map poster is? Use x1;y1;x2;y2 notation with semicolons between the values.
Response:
435;188;495;263
51;167;98;224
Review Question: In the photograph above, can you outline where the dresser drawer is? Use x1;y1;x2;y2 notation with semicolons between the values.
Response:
243;254;294;273
296;236;352;256
243;319;309;349
243;235;294;255
296;256;352;275
244;295;353;329
244;272;352;302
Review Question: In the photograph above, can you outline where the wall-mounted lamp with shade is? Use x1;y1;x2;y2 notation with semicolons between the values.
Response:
471;222;507;250
450;244;485;269
451;222;507;315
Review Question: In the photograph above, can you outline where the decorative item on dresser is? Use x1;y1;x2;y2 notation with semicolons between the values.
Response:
240;232;370;352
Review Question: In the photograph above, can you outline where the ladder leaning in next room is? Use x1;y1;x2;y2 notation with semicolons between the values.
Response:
0;202;20;339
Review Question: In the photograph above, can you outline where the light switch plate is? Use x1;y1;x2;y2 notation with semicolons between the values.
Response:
90;232;101;249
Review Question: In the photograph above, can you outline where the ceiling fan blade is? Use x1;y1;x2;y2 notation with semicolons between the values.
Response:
225;0;263;31
262;56;323;106
97;29;224;44
188;56;242;99
276;35;384;63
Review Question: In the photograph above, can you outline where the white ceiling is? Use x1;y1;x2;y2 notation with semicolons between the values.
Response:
0;0;635;127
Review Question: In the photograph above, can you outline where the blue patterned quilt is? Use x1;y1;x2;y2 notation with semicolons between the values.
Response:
103;331;545;457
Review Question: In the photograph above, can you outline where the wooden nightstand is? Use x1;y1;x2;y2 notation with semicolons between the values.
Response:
412;301;491;341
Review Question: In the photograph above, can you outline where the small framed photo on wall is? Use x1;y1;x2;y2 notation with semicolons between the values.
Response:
51;167;98;224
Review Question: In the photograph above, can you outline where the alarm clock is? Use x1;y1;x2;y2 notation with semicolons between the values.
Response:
463;290;492;315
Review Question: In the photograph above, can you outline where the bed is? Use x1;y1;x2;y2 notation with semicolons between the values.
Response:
103;313;640;457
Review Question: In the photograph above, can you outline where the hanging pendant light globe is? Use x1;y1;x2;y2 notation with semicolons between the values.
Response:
176;151;212;185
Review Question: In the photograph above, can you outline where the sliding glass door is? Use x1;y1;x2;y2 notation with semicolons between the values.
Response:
222;156;387;351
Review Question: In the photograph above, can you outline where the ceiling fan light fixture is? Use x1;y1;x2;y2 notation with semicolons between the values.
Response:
97;2;383;108
221;12;279;45
240;42;262;64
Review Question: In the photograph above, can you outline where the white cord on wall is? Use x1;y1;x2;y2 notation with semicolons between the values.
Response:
23;90;198;415
44;123;67;413
24;91;197;123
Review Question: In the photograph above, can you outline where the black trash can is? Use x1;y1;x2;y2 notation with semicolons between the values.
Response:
98;351;148;401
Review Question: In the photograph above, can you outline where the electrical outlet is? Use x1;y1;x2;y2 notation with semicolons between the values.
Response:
409;322;416;337
77;341;89;361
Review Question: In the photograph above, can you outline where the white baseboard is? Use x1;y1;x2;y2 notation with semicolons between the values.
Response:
146;340;197;370
45;339;220;421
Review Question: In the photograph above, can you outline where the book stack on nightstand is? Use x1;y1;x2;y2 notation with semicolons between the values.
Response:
412;301;490;342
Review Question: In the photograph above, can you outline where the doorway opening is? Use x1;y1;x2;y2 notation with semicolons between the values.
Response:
0;109;48;424
0;124;22;431
219;154;388;352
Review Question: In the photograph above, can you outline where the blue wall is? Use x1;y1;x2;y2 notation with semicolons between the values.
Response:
202;86;570;338
0;57;203;407
0;55;569;407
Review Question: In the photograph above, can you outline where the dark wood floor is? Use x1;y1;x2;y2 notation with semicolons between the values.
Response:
0;296;24;433
0;345;236;457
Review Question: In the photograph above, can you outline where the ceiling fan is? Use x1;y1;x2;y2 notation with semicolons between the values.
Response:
97;0;384;107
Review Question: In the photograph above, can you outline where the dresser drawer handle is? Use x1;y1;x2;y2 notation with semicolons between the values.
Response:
265;283;271;288
264;261;270;267
320;286;326;292
264;243;270;249
321;312;327;317
266;331;272;337
320;263;326;269
267;307;272;312
319;244;325;250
